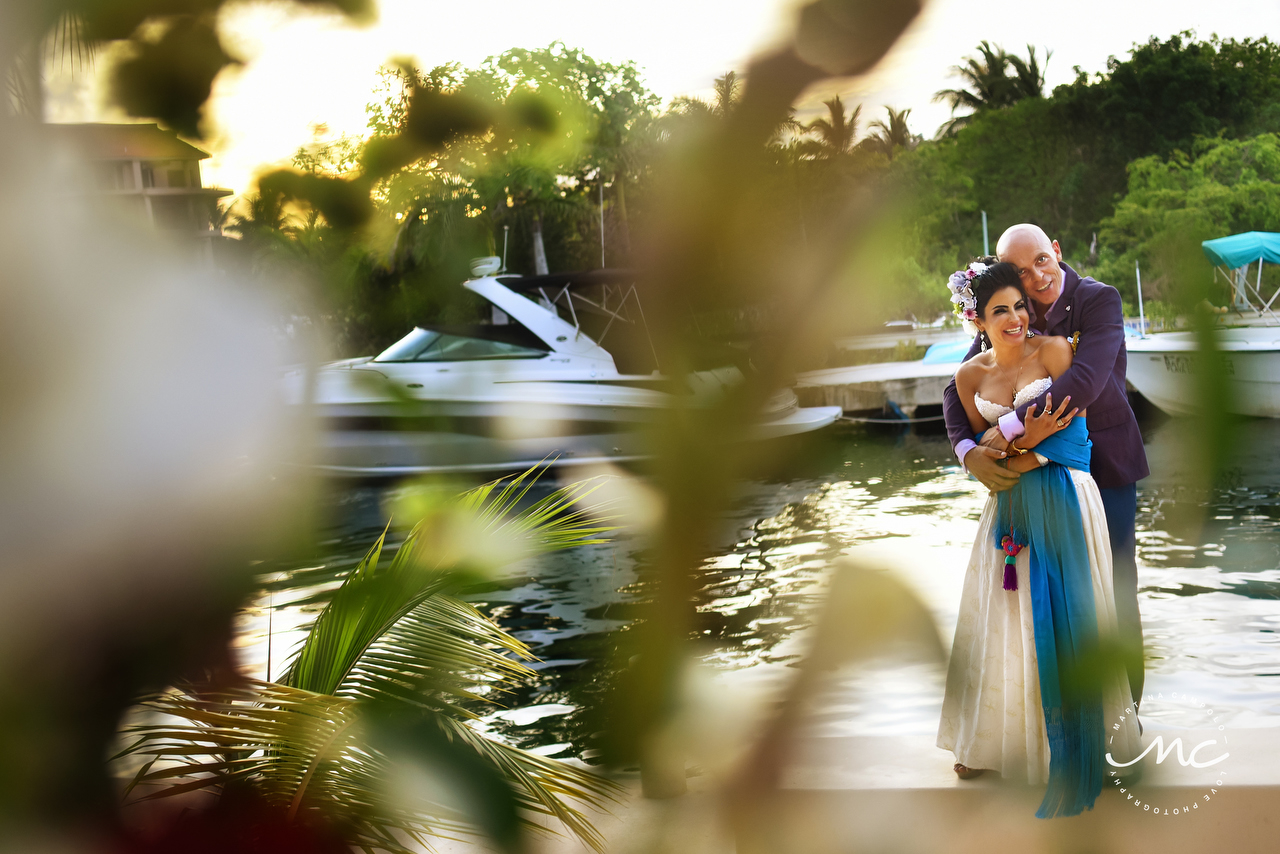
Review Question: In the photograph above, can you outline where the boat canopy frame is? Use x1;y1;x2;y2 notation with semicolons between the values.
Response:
1202;232;1280;322
497;271;661;371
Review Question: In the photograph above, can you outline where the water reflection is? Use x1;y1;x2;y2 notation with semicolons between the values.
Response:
241;414;1280;762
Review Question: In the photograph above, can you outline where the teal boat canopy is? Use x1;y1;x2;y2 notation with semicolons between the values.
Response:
1201;231;1280;269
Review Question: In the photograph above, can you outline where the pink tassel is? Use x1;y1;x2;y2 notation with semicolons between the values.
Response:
1000;536;1022;591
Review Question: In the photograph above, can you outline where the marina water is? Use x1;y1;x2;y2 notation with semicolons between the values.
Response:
240;411;1280;763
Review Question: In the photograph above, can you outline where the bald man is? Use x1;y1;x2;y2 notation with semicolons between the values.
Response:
941;224;1149;703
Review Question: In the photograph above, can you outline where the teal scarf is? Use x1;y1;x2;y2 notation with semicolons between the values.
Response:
994;418;1103;818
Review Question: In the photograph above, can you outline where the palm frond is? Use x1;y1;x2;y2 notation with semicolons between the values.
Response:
866;107;919;161
281;524;429;697
932;40;1048;126
456;466;614;553
117;682;469;852
712;71;740;117
282;467;612;697
118;467;618;852
431;714;617;851
49;12;96;75
118;680;620;854
339;593;534;716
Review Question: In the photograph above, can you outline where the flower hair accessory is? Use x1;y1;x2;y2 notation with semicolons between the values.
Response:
947;262;990;321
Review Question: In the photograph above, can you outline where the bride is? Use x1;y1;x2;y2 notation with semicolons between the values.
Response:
935;260;1141;818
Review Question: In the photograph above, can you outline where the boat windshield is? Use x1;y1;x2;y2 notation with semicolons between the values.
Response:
374;327;549;362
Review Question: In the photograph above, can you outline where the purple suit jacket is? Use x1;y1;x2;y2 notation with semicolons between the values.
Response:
942;262;1149;489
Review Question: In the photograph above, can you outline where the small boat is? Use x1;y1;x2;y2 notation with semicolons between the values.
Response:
1124;231;1280;417
1125;327;1280;417
284;264;841;476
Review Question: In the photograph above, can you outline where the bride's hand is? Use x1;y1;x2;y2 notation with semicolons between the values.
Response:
1020;393;1078;448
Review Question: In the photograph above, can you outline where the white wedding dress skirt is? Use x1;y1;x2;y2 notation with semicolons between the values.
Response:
937;379;1142;782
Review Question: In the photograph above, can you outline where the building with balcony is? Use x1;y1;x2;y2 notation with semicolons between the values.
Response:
46;122;234;251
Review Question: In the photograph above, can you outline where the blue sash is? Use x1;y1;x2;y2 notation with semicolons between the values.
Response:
993;418;1103;818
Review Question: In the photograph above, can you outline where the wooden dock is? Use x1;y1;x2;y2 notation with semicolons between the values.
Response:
433;728;1280;853
795;359;959;415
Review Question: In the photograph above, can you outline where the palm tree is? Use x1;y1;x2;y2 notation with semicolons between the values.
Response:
711;71;740;118
800;95;861;158
1008;46;1049;103
866;106;920;161
115;470;620;853
933;42;1050;135
7;11;95;118
667;70;741;127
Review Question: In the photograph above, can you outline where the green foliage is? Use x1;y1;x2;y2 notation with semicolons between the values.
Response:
866;106;922;161
934;41;1048;135
841;134;974;326
227;43;921;352
798;95;861;158
1055;33;1280;161
885;33;1280;312
116;470;618;853
1140;299;1180;331
239;44;662;353
221;32;1280;348
1094;133;1280;304
235;31;1280;346
949;96;1100;255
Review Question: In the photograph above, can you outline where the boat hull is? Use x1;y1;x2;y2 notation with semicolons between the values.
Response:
288;271;842;476
310;397;842;477
1126;330;1280;417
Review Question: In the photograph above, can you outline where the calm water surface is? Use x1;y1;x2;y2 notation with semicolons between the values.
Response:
240;413;1280;761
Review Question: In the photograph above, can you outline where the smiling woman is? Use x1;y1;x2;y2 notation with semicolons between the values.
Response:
938;257;1143;818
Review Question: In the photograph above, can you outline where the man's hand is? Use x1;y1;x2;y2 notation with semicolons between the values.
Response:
964;445;1019;492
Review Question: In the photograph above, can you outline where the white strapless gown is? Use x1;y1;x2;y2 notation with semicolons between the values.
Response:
936;377;1141;782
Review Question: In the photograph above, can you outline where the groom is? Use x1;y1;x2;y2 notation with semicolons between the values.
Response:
941;223;1149;703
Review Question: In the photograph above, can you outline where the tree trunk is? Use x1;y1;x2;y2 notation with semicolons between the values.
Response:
531;213;549;275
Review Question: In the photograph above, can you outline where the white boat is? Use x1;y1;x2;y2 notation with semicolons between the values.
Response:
1125;326;1280;417
284;266;841;476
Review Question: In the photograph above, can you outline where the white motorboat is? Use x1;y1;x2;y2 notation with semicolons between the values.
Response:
284;266;842;476
1125;326;1280;417
1126;231;1280;417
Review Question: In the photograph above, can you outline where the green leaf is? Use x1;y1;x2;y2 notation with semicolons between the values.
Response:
116;468;619;853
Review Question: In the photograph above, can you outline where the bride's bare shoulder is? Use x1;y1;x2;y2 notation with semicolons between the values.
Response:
956;351;992;386
1032;334;1073;374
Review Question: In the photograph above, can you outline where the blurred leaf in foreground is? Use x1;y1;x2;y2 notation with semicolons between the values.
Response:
115;470;619;853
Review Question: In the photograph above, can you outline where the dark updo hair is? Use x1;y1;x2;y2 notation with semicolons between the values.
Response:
972;259;1027;320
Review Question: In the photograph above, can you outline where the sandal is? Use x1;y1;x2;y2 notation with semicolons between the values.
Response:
954;763;985;779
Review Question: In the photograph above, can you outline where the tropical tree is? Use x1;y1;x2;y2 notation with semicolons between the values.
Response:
799;95;861;158
1093;132;1280;304
115;470;620;854
866;106;921;161
6;11;96;117
664;70;744;135
933;42;1049;135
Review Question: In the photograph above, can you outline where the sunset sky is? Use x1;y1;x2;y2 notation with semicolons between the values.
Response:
46;0;1279;198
